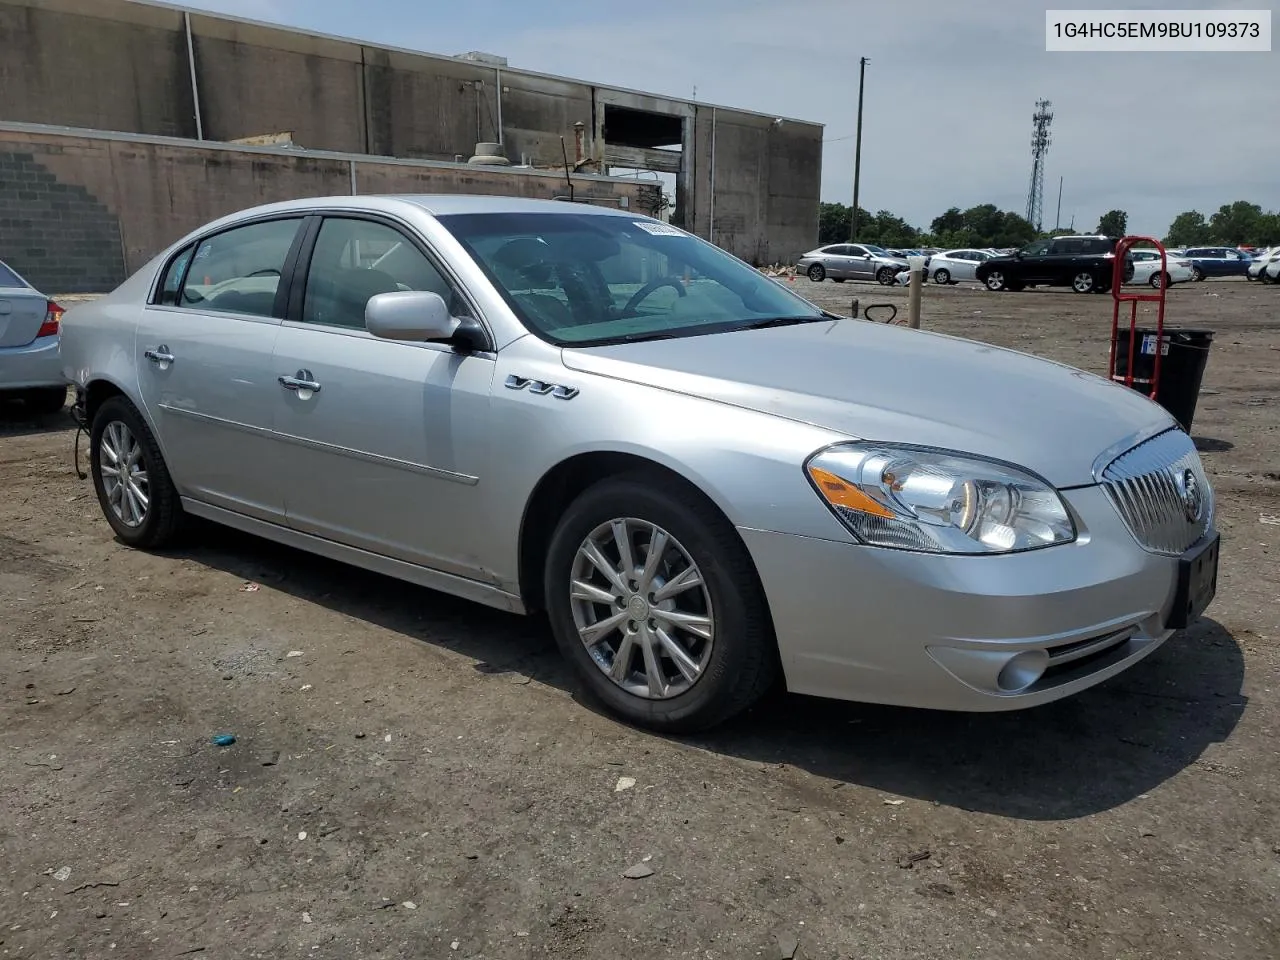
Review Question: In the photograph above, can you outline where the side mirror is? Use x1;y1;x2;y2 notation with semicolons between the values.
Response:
1014;250;1024;259
366;291;459;342
862;254;872;260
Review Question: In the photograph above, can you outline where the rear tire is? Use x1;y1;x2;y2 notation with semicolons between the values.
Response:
24;386;68;417
1149;271;1168;290
1191;266;1204;282
543;474;778;733
89;396;184;549
807;264;826;282
1072;270;1097;294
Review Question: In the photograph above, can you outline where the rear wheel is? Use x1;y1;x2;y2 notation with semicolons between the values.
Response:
932;268;951;285
1191;266;1205;282
544;475;778;732
876;266;896;285
1072;270;1097;294
1149;271;1168;290
23;386;68;417
807;264;826;282
89;396;184;548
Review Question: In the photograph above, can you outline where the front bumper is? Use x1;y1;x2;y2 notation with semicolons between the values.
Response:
740;485;1203;712
0;334;65;390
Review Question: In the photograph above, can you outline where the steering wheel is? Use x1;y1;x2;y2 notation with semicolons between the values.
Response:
247;268;281;278
619;276;686;318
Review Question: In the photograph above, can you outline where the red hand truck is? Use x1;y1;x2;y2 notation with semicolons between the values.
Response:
1107;236;1169;399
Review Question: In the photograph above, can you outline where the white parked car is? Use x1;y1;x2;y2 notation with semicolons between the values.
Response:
1123;250;1195;289
1247;246;1278;280
925;249;998;285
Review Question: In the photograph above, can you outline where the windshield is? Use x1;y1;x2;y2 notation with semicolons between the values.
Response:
437;212;825;346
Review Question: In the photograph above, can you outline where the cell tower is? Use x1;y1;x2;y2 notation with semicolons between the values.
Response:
1025;99;1053;232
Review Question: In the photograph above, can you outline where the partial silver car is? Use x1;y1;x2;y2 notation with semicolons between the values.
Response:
59;196;1220;731
0;258;68;414
796;243;907;285
1247;246;1278;280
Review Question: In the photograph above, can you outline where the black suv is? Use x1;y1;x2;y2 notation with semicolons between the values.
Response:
975;235;1119;293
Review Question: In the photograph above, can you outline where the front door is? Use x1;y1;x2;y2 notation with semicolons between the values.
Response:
135;216;305;523
270;215;497;580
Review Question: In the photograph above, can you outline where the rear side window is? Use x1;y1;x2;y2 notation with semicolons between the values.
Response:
156;245;194;305
1052;239;1085;254
0;261;28;287
179;218;302;318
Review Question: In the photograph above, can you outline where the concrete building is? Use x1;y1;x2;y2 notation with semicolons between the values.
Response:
0;0;822;292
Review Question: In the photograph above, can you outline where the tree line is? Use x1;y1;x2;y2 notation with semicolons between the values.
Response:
819;200;1278;250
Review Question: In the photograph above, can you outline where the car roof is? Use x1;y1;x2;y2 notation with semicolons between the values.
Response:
219;194;637;220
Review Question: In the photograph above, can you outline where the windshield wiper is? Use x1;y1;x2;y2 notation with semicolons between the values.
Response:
735;315;830;331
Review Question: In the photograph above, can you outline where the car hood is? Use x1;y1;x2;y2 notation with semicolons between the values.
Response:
560;319;1175;487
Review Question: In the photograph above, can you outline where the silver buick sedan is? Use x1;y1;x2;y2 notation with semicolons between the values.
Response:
59;196;1219;731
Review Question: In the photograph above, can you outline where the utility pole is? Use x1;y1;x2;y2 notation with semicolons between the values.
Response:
849;56;868;242
1054;176;1063;232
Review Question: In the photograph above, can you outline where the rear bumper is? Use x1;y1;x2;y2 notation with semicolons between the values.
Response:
0;335;65;390
740;485;1194;712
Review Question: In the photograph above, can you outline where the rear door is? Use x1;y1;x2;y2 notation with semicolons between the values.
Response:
954;251;980;281
0;262;47;348
135;216;307;523
270;214;496;579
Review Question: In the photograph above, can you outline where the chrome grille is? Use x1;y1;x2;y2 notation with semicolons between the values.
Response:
1099;429;1213;555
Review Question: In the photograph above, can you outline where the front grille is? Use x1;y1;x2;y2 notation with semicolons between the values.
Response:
1099;429;1213;555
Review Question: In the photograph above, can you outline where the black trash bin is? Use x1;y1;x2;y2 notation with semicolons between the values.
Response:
1111;328;1214;432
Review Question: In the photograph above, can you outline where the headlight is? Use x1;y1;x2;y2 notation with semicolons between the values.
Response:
805;443;1076;554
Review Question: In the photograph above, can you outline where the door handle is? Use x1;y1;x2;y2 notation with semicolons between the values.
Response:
279;369;321;393
144;345;175;364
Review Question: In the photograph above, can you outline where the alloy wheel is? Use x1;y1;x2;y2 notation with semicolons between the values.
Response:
99;420;150;527
985;272;1005;291
569;518;714;700
1072;271;1095;293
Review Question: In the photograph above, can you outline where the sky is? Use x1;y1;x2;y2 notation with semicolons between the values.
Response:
187;0;1276;237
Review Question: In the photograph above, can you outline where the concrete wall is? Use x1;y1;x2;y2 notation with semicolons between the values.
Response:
0;126;655;293
0;0;822;264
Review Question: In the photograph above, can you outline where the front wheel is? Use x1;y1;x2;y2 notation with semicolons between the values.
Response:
932;268;951;285
807;263;826;282
984;271;1008;291
1191;266;1204;282
876;266;896;285
544;475;778;732
90;396;184;548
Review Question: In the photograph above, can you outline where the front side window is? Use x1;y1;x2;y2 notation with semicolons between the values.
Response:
438;212;825;346
846;245;868;257
302;218;468;330
1021;240;1052;256
180;218;302;317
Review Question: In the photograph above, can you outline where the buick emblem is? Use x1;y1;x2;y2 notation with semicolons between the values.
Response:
1178;469;1204;523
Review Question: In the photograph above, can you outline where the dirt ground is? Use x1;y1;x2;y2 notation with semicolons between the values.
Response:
2;276;1277;960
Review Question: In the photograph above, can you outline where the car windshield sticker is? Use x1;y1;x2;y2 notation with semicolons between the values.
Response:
632;221;685;237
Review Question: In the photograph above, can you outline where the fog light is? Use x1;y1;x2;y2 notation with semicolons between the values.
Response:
996;650;1049;693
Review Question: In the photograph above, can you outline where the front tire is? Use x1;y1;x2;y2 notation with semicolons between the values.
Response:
876;266;896;285
932;268;951;285
544;475;778;732
984;271;1008;291
90;396;184;548
1191;266;1204;282
807;264;826;282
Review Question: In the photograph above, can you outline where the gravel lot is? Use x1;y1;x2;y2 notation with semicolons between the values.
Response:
2;276;1277;959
